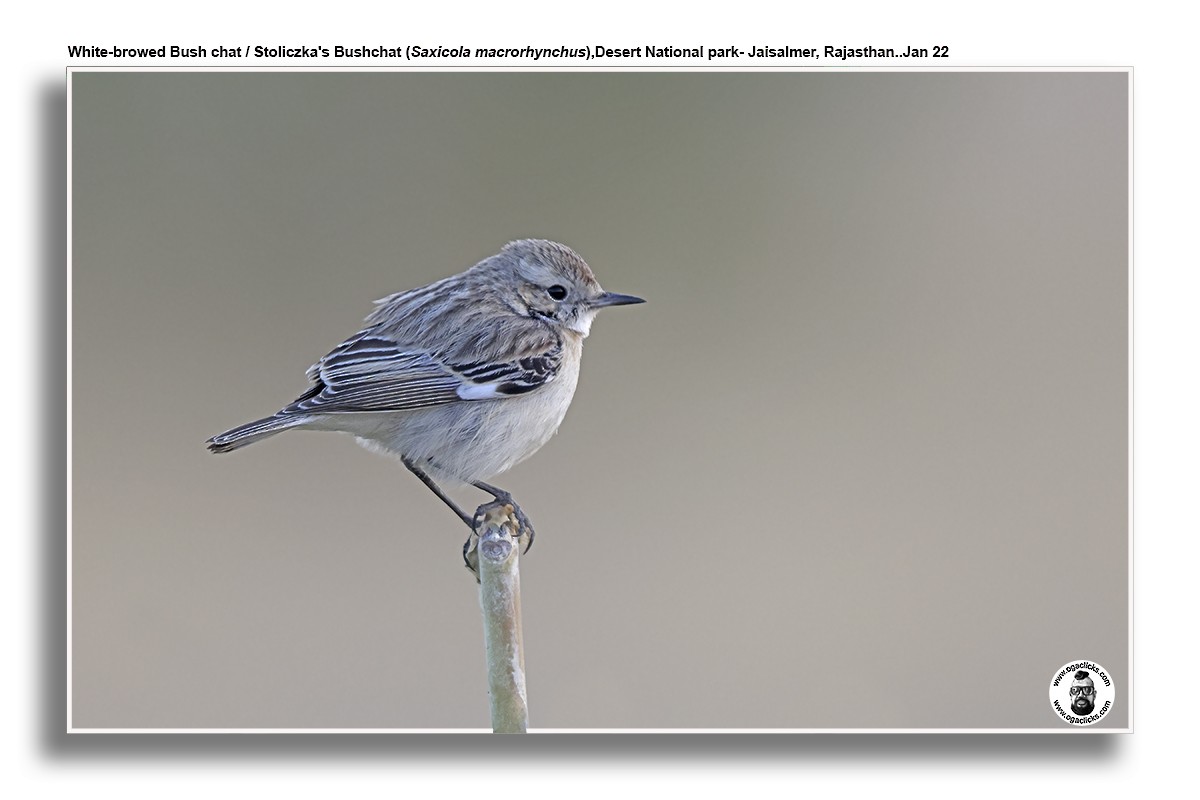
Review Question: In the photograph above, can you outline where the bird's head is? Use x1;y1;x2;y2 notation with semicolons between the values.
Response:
499;239;644;337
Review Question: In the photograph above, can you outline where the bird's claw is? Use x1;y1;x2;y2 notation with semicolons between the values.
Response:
462;497;535;581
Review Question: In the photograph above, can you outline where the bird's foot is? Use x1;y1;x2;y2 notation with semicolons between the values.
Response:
463;497;535;581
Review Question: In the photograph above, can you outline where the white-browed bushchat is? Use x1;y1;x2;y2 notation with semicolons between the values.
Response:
208;239;644;545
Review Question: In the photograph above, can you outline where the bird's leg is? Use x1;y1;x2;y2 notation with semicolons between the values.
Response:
402;457;473;528
471;480;535;554
471;479;512;503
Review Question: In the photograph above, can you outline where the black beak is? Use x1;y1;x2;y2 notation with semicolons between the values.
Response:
591;291;646;308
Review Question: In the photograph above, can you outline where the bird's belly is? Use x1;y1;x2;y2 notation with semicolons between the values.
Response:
356;350;581;484
473;380;577;475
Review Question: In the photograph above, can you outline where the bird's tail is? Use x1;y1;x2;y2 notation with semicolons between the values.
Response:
206;414;311;453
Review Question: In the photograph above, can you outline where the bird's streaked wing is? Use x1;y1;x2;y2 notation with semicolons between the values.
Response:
284;333;562;415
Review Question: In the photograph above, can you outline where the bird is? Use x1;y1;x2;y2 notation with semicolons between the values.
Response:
207;239;644;553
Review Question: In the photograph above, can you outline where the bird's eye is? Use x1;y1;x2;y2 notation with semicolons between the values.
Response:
547;285;568;300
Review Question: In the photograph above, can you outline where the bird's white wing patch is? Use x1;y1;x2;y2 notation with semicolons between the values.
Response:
456;382;508;401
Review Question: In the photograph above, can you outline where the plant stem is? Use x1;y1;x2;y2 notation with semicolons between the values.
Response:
474;503;528;733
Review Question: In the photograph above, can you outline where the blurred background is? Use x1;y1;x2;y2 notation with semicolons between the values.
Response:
70;71;1128;729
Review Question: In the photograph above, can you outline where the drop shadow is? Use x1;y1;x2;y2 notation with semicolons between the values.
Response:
44;73;1123;764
